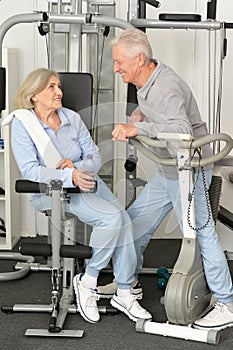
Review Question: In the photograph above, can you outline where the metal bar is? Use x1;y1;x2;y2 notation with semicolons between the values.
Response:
130;18;223;30
13;304;53;312
49;14;86;24
25;329;84;337
49;14;133;30
0;253;34;281
136;319;220;345
131;133;233;168
51;188;62;270
0;12;45;66
0;11;132;67
91;14;133;30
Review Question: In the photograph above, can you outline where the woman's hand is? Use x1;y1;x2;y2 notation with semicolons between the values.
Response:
72;169;95;192
56;158;75;169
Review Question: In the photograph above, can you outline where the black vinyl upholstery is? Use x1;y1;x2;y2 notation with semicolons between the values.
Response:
59;72;93;131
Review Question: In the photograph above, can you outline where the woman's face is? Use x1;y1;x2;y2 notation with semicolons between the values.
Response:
32;75;63;111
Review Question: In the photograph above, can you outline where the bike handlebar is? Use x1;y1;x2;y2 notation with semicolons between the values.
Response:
131;133;233;167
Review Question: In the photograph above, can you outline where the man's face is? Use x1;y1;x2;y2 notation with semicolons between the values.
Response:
112;44;140;84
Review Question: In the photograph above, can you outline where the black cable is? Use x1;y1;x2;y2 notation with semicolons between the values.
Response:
92;26;110;137
186;148;212;231
37;22;50;68
45;35;50;69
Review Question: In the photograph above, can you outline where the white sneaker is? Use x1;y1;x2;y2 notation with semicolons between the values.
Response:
73;273;100;323
96;281;143;300
95;282;118;299
193;302;233;330
110;292;152;322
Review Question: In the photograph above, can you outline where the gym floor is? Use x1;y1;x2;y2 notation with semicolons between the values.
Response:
0;238;233;350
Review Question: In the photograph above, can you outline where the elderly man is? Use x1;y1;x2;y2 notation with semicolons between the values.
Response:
98;28;233;331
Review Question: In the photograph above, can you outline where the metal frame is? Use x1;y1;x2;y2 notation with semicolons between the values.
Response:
1;180;115;337
132;132;233;344
0;10;133;67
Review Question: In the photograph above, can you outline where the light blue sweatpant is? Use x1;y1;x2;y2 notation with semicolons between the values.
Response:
30;176;136;290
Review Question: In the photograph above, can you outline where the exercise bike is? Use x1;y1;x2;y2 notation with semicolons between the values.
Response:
132;132;233;345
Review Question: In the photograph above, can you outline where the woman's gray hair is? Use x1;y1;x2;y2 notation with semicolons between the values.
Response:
111;28;153;63
14;67;60;109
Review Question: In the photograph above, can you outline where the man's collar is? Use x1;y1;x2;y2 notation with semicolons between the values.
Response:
137;59;162;99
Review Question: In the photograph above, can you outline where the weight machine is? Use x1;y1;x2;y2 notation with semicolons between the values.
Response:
0;2;133;280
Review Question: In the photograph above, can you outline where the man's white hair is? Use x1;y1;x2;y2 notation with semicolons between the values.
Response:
111;28;153;63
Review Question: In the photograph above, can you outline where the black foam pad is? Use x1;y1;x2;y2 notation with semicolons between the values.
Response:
59;72;93;131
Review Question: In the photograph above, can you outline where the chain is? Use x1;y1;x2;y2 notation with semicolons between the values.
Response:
187;166;212;231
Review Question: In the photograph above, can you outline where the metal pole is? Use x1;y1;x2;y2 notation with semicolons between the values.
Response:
130;18;223;30
91;15;133;30
0;12;45;66
0;11;132;67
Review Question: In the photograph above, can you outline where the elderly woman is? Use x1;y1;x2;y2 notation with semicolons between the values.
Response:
10;67;152;324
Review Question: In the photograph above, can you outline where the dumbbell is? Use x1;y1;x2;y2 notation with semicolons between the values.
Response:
156;266;170;290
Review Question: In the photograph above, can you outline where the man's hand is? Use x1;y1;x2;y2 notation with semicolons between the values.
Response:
128;110;146;124
112;124;137;141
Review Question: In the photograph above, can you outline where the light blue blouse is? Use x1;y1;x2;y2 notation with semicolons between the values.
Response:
11;107;102;188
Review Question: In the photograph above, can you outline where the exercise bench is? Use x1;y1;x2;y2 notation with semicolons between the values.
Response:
2;179;116;337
